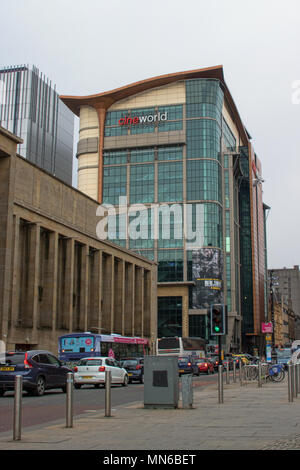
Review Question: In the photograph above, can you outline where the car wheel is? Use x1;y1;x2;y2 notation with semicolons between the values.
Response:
34;376;46;396
74;384;81;389
0;390;5;397
140;374;144;384
122;374;129;387
61;385;67;393
95;384;100;389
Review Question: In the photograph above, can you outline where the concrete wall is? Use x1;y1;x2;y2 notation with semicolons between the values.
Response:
0;126;157;355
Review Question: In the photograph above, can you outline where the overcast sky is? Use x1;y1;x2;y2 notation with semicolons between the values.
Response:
2;0;300;269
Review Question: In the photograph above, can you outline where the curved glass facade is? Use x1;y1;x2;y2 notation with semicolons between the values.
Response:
102;78;241;340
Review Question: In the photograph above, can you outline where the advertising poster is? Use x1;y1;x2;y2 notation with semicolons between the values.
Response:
191;248;223;310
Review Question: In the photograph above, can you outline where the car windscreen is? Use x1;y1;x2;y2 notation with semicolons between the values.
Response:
78;359;103;366
3;353;25;365
178;357;189;363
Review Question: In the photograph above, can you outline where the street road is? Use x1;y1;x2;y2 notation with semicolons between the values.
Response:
0;373;218;434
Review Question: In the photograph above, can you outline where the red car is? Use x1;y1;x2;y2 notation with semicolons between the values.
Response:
193;358;215;375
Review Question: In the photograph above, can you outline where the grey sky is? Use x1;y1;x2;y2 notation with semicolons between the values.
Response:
2;0;300;269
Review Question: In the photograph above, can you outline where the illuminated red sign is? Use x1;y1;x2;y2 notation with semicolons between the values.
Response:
119;112;167;126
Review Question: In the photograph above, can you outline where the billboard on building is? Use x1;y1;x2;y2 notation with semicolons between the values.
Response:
191;248;223;310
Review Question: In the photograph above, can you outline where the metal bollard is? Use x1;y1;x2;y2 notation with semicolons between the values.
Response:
66;372;74;428
226;363;229;384
182;374;193;409
258;362;262;388
240;363;243;386
288;364;293;403
218;365;223;404
105;371;112;417
293;364;298;398
233;361;236;383
13;375;23;441
297;364;300;397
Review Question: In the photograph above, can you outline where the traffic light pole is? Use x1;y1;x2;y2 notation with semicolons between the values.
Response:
218;335;222;366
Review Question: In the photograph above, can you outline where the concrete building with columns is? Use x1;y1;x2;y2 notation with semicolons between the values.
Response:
60;66;269;354
0;126;157;354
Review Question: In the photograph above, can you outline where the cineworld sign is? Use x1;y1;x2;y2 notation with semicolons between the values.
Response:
119;112;168;126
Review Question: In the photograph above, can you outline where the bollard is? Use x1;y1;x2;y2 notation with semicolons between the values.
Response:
240;363;243;386
13;375;23;441
297;364;300;397
66;372;74;428
258;362;262;388
233;360;236;383
226;363;229;384
288;364;293;403
105;371;112;417
293;364;298;398
218;365;223;404
182;374;193;409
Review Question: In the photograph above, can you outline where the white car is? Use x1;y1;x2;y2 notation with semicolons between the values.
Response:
73;357;129;389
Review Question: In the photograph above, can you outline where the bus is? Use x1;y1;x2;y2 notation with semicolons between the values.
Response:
156;336;206;358
58;332;149;365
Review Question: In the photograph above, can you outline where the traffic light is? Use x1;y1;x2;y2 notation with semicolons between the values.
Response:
210;304;226;336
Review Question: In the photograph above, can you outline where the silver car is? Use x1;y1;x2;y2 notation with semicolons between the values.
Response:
73;357;129;389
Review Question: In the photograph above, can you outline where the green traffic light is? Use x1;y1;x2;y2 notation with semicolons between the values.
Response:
214;326;220;332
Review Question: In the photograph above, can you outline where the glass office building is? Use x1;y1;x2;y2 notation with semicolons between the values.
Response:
61;66;268;353
0;65;74;184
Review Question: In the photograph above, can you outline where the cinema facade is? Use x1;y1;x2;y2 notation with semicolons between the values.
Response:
61;65;269;354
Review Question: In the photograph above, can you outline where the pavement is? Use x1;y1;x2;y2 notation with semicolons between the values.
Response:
1;374;300;451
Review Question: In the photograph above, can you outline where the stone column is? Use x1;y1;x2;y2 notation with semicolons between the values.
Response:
0;152;16;343
10;215;21;330
80;244;89;331
65;238;75;332
27;223;41;337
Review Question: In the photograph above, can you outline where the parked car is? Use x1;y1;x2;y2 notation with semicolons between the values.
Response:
120;357;144;384
193;358;215;375
0;350;72;397
208;355;221;371
73;357;129;388
178;356;196;376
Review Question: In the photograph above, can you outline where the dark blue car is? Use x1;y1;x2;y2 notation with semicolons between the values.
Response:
120;357;144;384
0;350;72;397
178;356;196;376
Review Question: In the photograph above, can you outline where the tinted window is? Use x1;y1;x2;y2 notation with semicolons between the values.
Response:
121;360;138;367
47;355;61;366
158;338;180;350
78;359;103;366
38;354;51;364
105;359;114;367
178;357;189;363
4;353;25;365
31;355;40;363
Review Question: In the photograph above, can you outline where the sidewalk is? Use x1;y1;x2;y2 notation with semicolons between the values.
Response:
1;376;300;450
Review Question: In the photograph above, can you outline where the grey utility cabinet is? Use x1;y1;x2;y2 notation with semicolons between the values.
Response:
144;355;179;409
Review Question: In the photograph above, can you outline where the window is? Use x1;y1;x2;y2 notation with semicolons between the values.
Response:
187;159;222;202
103;166;127;204
47;355;61;366
157;296;182;338
186;119;222;160
103;150;127;166
158;161;183;202
130;164;154;204
130;148;154;163
157;145;183;161
158;250;183;282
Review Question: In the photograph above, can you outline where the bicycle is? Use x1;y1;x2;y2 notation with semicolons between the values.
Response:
257;363;286;382
267;363;286;382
